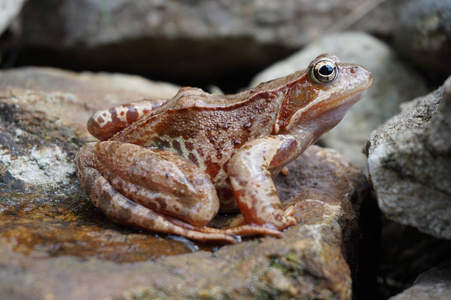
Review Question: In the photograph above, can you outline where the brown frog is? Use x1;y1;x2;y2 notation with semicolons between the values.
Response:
75;54;372;244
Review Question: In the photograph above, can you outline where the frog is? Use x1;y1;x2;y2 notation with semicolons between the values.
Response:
75;54;372;244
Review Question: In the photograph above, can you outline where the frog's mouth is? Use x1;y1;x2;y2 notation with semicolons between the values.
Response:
319;84;370;113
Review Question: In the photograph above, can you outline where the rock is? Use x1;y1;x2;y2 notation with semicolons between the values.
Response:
0;67;369;299
0;67;180;138
18;0;388;84
367;75;451;240
348;0;414;39
377;219;451;298
0;0;25;35
389;260;451;300
250;31;428;170
0;67;183;261
0;0;25;63
393;0;451;75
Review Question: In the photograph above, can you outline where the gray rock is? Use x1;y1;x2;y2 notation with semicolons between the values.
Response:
367;75;451;240
394;0;451;75
377;219;451;298
389;260;451;300
18;0;389;81
0;0;25;62
348;0;414;38
0;0;25;35
250;31;428;170
0;67;368;299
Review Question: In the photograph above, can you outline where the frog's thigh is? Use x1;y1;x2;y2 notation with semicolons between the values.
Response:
227;136;297;230
76;142;220;228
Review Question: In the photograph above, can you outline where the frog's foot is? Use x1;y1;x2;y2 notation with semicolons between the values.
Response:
281;166;290;176
164;215;283;239
223;225;283;238
283;205;297;217
228;206;297;229
190;223;283;239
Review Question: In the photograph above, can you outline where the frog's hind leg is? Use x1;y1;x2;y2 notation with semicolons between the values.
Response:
76;154;239;244
76;141;285;243
96;174;240;244
89;172;283;243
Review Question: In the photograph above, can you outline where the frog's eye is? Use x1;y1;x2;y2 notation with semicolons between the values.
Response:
311;59;338;84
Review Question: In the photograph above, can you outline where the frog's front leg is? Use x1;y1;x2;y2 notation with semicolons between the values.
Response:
75;141;282;243
227;135;299;230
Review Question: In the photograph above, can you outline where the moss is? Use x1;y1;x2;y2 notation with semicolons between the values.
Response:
269;252;303;278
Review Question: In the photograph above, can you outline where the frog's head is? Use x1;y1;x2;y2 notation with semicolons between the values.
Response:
279;54;372;135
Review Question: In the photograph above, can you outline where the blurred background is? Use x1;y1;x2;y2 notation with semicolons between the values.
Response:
2;0;449;92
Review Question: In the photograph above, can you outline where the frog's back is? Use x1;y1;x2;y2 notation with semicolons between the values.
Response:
110;88;282;182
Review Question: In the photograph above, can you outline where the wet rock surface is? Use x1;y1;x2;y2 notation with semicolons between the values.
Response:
0;67;368;299
250;31;428;170
0;67;186;263
367;75;451;240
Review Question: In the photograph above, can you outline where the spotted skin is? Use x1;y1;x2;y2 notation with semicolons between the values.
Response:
76;54;372;243
88;99;167;141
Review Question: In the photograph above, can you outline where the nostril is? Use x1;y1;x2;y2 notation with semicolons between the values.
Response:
350;66;359;74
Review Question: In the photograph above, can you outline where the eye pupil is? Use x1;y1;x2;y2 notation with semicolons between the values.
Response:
319;65;334;76
311;58;338;83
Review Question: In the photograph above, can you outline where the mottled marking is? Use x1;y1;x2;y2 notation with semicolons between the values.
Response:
126;106;139;123
188;152;198;166
203;155;223;181
216;185;238;211
269;137;298;168
87;100;163;141
92;111;112;128
157;138;171;149
172;140;182;154
232;137;242;148
185;142;194;151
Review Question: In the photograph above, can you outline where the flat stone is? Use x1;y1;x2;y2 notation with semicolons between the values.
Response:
0;67;368;299
0;67;179;139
